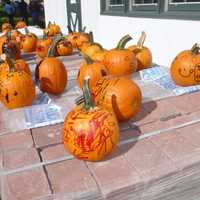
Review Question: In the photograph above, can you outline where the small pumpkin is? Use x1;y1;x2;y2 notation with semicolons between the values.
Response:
2;23;12;33
170;43;200;86
0;32;21;60
36;31;53;58
35;43;67;94
77;77;142;122
77;55;108;90
15;21;27;29
21;27;38;52
63;76;119;161
49;22;61;35
54;36;73;56
128;32;152;71
105;35;137;76
0;54;35;109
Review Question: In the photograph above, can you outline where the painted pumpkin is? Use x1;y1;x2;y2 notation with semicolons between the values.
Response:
0;56;31;76
85;77;142;122
21;27;38;52
63;77;119;161
77;55;108;90
2;23;12;33
15;21;27;29
36;32;53;58
54;37;73;56
128;32;152;71
0;33;21;60
105;35;137;76
0;54;35;109
171;43;200;86
35;44;67;94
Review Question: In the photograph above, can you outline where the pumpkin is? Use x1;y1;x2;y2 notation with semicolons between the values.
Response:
66;26;90;49
54;36;73;56
15;21;27;29
91;50;108;64
128;32;152;71
77;55;108;90
35;44;67;94
2;23;12;33
0;32;21;60
170;43;200;86
21;27;37;52
0;54;35;109
44;27;54;37
77;77;142;122
63;76;119;161
81;42;103;58
105;35;137;76
49;22;61;35
0;56;31;76
36;31;53;58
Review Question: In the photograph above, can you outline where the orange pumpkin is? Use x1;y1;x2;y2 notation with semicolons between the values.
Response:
171;43;200;86
91;50;108;64
35;44;67;94
128;32;152;71
0;33;21;60
81;42;103;58
0;56;31;76
63;77;119;161
15;21;27;29
21;28;37;52
2;23;12;33
44;27;54;37
105;35;137;76
77;55;108;90
50;22;61;35
36;32;53;58
88;77;142;122
11;30;25;48
0;55;35;109
54;37;73;56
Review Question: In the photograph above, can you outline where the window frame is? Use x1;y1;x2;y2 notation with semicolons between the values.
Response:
100;0;200;20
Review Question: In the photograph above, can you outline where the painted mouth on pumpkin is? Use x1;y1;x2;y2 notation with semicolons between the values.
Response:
178;68;194;78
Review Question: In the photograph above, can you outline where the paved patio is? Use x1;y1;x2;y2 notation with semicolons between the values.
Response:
1;52;200;200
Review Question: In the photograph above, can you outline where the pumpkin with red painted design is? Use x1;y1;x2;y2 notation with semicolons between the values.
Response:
171;43;200;86
63;77;119;161
0;54;35;109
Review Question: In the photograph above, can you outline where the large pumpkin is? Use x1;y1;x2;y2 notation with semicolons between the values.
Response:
15;21;27;29
21;28;37;52
105;35;137;76
76;77;142;122
63;77;119;161
77;55;108;90
35;44;67;94
91;50;108;64
0;55;35;109
36;32;53;58
171;43;200;86
128;32;152;71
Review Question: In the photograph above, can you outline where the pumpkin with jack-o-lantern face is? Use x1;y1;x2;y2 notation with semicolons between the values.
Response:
170;43;200;86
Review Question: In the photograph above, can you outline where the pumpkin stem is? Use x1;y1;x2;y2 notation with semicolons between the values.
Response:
116;34;132;49
43;30;48;39
89;31;94;43
83;54;94;64
1;54;16;73
191;43;200;54
47;21;51;28
67;25;73;33
82;76;94;110
137;31;146;48
82;26;86;33
47;36;64;57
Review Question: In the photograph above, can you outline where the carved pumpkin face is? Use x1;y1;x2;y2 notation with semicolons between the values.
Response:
105;35;137;76
92;77;142;122
77;57;108;90
63;77;119;161
36;57;67;94
0;55;35;109
128;32;152;71
15;21;27;29
56;39;73;56
170;44;200;86
36;37;53;58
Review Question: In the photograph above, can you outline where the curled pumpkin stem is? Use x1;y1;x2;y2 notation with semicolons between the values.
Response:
116;34;132;50
137;31;146;48
191;43;200;54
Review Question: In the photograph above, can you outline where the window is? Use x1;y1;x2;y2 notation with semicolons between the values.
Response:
101;0;200;20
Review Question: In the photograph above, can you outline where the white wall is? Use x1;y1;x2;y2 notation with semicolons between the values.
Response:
43;0;68;33
43;0;200;67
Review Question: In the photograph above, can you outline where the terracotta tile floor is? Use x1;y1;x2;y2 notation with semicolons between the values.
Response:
1;53;200;200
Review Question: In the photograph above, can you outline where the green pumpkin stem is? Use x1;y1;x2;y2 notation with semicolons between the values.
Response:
84;54;94;64
116;34;132;50
191;43;200;54
48;21;52;28
89;31;94;43
137;31;146;48
82;26;86;33
82;76;94;110
47;36;64;57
